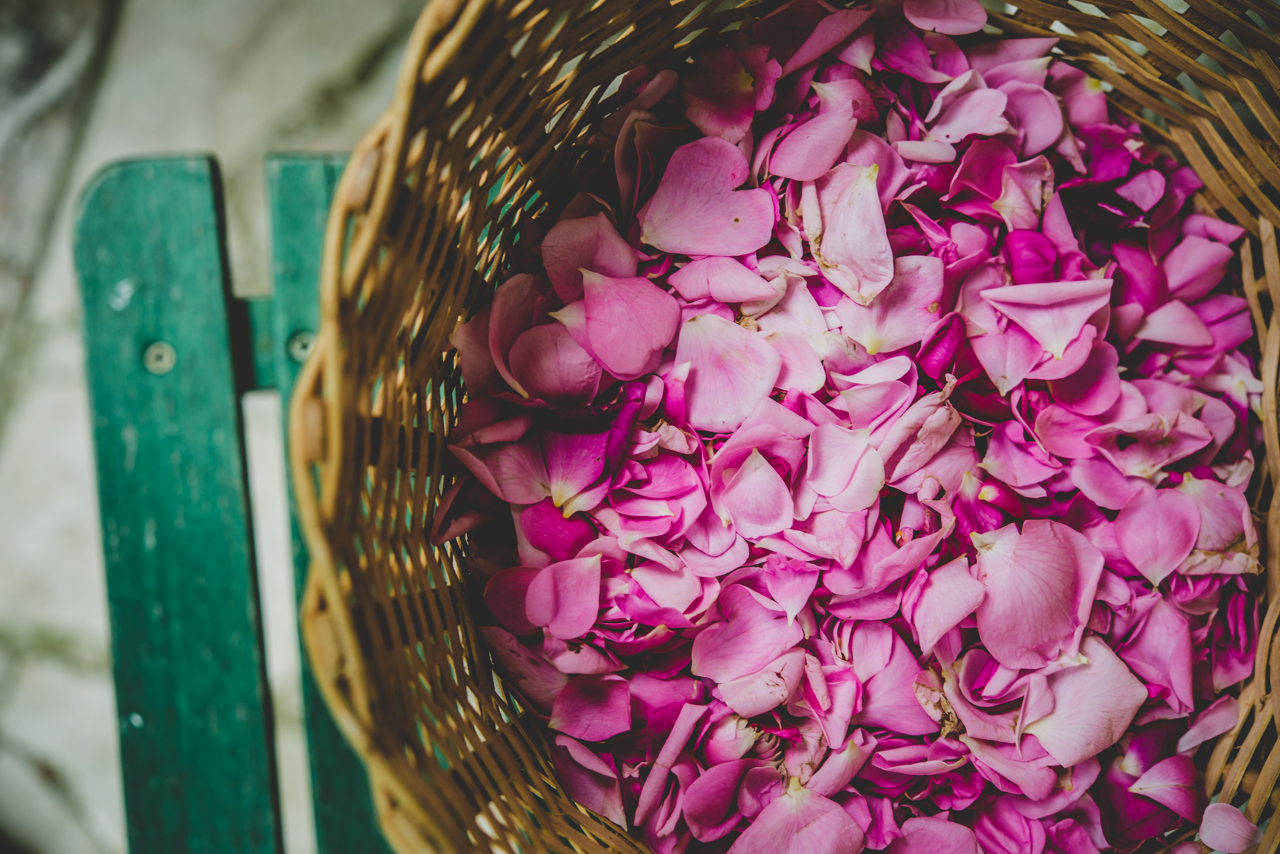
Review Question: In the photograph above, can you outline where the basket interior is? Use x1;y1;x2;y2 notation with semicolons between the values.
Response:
292;0;1280;851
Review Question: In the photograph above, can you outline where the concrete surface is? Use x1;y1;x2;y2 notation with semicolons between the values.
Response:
0;1;423;851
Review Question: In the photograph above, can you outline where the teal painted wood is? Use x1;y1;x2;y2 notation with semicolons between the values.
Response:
257;153;396;854
74;157;282;854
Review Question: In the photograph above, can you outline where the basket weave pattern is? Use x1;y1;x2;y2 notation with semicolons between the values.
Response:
288;0;1280;851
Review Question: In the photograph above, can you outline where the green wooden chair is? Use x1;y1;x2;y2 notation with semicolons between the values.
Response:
73;155;393;854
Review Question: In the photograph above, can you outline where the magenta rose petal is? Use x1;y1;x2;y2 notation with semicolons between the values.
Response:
549;674;631;741
1127;755;1205;822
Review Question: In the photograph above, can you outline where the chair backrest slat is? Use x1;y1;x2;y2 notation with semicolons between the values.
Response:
75;157;283;854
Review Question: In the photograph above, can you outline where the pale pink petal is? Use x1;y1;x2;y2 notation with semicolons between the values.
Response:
967;37;1058;72
962;735;1059;800
720;649;808;717
807;730;877;796
683;47;757;144
638;138;775;256
817;429;885;513
981;278;1113;359
1116;169;1166;212
928;89;1010;143
981;421;1060;488
526;555;602;640
813;164;894;305
1177;475;1261;575
1114;488;1200;585
542;214;638;302
763;557;821;624
1165;235;1235;301
728;782;865;854
549;674;631;741
893;140;957;163
1199;803;1262;853
720;449;794;538
835;256;945;355
1048;340;1120;415
1121;597;1195;714
582;270;679;380
551;735;627;827
509;323;603;406
971;323;1043;395
887;816;980;854
692;585;805;683
904;0;986;33
1047;61;1107;127
993;156;1054;231
670;256;777;303
1000;81;1064;157
772;89;859;182
1071;457;1146;511
911;556;985;654
1132;299;1215;348
675;314;782;432
1128;754;1204;821
845;130;910;211
766;331;827;394
973;520;1102;669
1025;635;1147;767
851;623;940;735
1085;411;1213;478
1178;695;1240;753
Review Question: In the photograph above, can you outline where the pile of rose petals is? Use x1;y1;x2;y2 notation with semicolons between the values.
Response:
434;0;1268;851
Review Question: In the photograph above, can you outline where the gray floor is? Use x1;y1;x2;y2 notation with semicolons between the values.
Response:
0;1;424;852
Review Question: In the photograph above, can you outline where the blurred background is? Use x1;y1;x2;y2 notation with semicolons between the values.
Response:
0;1;421;851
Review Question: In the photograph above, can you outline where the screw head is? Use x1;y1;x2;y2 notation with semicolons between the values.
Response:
143;341;176;375
287;330;316;363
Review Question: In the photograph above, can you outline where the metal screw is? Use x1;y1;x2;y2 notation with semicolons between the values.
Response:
287;330;316;363
129;713;144;728
143;341;177;375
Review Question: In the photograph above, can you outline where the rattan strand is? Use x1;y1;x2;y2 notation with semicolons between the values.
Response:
287;0;1280;850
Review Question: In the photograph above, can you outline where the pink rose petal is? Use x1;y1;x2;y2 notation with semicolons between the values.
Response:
675;313;782;432
638;138;775;256
1199;804;1262;853
582;270;679;380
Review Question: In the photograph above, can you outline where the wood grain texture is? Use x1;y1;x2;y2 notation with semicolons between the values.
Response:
258;153;396;854
74;157;282;854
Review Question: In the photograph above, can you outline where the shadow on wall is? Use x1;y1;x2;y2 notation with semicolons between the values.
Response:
0;0;121;441
0;827;34;854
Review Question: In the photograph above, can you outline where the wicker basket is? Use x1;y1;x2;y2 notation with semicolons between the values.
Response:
288;0;1280;851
